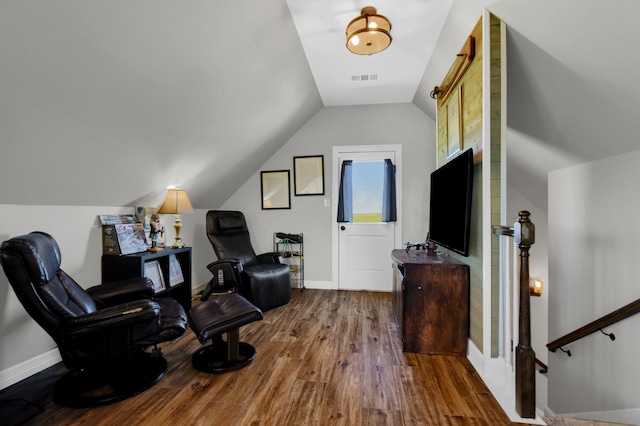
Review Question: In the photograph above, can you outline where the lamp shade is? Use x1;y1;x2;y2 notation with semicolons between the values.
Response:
346;6;392;55
157;189;195;214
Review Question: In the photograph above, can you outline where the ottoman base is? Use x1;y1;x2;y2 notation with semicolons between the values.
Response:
192;333;257;373
188;294;263;374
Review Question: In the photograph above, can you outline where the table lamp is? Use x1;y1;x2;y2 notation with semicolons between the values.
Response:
157;188;195;248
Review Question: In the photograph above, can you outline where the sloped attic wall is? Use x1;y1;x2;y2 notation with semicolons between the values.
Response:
0;0;321;209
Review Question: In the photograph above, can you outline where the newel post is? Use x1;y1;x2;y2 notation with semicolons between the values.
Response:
514;210;536;418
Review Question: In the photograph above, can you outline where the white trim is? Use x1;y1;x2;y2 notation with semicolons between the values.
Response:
498;14;509;361
299;280;334;290
0;348;61;391
477;11;543;424
554;408;640;425
481;8;493;363
331;144;403;290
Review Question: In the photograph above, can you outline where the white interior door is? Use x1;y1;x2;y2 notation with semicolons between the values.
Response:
333;146;402;291
338;222;394;291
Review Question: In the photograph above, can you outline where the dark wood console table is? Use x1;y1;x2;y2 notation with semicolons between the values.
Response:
102;247;192;313
391;249;469;356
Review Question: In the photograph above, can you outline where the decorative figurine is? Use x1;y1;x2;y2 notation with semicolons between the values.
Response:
149;213;165;251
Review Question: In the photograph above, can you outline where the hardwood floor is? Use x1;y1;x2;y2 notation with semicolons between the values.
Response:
0;289;536;425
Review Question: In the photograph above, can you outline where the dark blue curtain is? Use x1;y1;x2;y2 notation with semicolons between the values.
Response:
382;158;397;222
336;160;353;222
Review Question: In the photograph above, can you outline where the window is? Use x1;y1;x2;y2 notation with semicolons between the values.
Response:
352;160;384;222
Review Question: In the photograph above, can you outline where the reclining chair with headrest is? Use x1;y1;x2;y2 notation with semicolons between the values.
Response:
202;210;291;312
0;231;188;408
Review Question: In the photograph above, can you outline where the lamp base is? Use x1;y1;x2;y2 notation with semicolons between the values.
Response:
170;214;185;248
169;240;184;249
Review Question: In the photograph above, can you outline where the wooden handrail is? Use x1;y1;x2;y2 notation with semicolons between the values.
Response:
535;357;547;374
547;298;640;353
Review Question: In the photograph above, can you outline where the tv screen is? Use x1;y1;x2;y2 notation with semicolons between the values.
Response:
428;149;474;256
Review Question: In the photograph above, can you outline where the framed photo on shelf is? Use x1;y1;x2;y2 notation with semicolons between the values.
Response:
144;260;165;292
293;155;324;196
261;170;291;209
168;254;184;287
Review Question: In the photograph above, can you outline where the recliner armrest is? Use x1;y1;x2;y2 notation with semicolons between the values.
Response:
62;299;161;340
203;259;243;301
87;277;155;308
206;258;244;272
256;252;284;264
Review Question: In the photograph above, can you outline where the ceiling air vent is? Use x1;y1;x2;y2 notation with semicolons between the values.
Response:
351;74;378;82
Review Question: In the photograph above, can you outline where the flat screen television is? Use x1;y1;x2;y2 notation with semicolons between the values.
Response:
427;148;474;256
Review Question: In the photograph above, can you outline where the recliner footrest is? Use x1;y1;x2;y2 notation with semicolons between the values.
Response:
189;293;263;373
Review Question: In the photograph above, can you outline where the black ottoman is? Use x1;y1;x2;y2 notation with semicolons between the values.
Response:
189;293;263;373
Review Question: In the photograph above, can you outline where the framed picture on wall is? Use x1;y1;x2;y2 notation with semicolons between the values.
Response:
261;170;291;209
293;155;324;196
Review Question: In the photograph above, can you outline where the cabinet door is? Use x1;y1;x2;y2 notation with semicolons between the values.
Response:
403;264;469;356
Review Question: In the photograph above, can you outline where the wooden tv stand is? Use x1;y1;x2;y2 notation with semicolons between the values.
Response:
391;248;469;356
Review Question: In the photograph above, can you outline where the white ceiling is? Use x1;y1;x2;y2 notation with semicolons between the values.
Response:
286;0;453;106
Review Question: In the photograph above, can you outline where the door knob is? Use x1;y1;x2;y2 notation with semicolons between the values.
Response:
340;226;346;231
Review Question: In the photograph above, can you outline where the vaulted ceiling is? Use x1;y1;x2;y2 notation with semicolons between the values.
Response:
286;0;453;106
1;0;639;210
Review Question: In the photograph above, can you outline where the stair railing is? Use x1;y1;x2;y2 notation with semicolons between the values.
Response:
547;298;640;355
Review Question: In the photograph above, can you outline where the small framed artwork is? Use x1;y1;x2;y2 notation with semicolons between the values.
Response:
293;155;325;196
144;260;166;292
168;254;184;287
261;170;291;209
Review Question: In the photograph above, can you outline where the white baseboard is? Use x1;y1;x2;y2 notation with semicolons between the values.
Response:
193;280;338;296
193;280;338;295
0;348;61;391
193;281;208;296
297;280;335;290
467;341;546;425
555;408;640;425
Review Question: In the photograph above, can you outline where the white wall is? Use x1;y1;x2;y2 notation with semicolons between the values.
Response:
0;204;212;387
0;102;435;388
0;1;321;210
221;103;436;285
0;205;125;380
547;149;640;418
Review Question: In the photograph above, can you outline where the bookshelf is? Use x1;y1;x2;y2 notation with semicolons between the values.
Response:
101;247;192;313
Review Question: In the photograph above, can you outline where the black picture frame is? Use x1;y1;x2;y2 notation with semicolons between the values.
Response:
293;155;325;196
261;170;291;209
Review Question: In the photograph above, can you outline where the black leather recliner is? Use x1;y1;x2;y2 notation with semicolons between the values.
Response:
202;210;291;312
0;232;188;408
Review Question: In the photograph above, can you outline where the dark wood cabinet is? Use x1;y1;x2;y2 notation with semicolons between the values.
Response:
102;247;192;313
391;249;469;356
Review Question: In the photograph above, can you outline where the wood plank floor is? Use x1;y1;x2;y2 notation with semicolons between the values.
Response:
0;289;537;425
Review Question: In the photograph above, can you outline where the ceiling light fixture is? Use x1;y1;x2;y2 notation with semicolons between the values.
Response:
346;6;392;55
